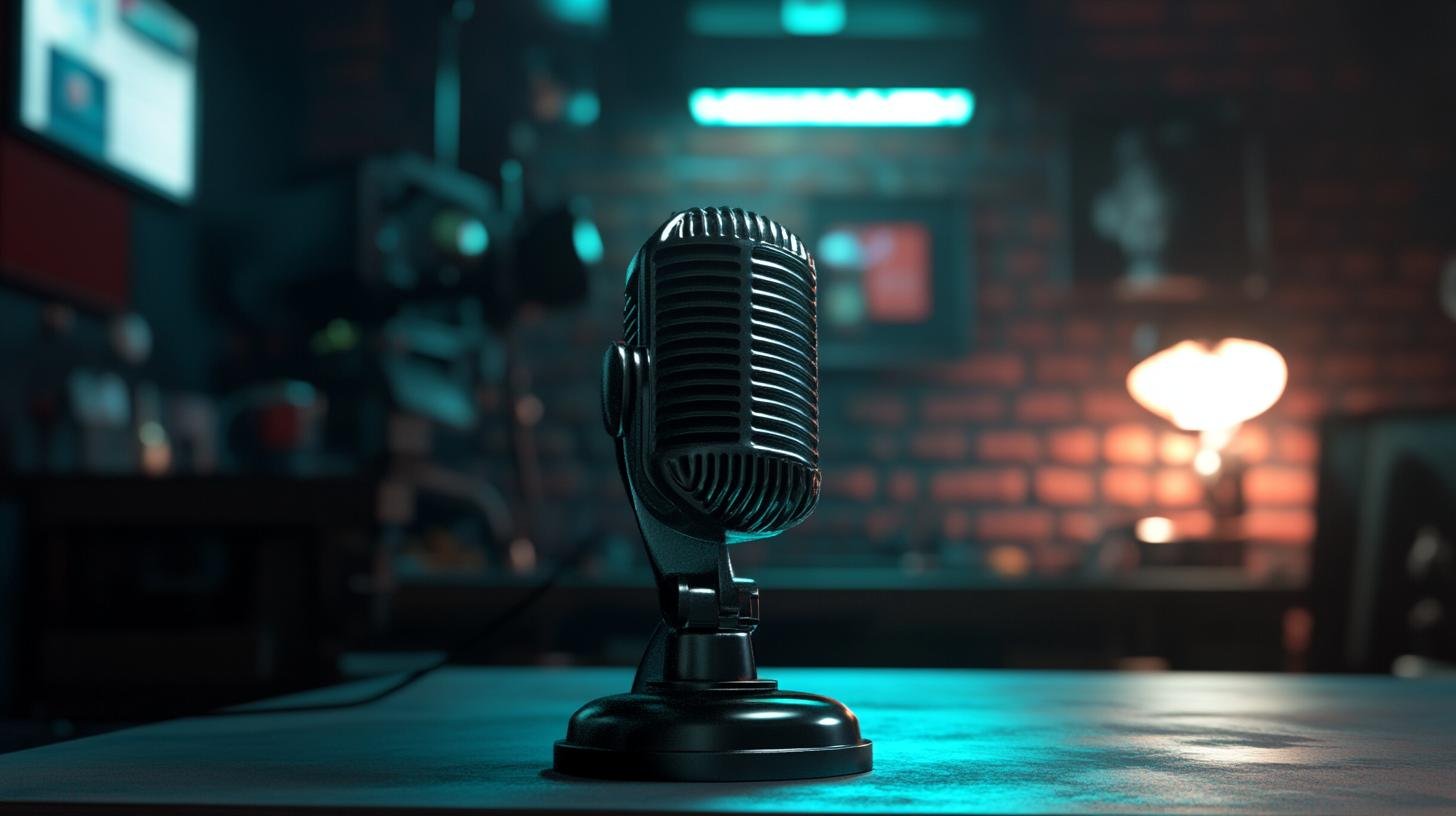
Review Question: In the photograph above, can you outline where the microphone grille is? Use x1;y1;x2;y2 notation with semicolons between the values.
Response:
626;207;821;536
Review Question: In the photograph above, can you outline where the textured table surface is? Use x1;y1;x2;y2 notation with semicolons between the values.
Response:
1;667;1453;815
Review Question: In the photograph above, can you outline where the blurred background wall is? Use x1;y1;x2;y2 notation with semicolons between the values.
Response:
504;0;1456;581
2;0;1455;740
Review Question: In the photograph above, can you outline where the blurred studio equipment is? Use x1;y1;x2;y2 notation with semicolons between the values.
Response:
1311;414;1456;675
1126;337;1288;565
221;0;603;586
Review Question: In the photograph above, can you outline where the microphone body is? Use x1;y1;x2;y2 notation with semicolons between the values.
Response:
558;208;870;782
612;206;821;542
603;207;822;642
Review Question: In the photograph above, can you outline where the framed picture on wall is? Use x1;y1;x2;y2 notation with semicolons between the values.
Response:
807;199;972;368
1070;105;1269;300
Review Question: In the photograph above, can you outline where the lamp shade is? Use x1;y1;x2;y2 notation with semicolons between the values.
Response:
1126;338;1287;432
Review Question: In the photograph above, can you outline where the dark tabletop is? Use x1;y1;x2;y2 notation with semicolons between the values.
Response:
0;667;1453;815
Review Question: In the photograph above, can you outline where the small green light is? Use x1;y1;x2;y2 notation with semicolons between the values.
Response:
564;90;600;126
138;420;167;447
818;230;861;267
456;219;489;257
310;318;360;355
781;0;844;36
689;87;975;127
573;218;604;265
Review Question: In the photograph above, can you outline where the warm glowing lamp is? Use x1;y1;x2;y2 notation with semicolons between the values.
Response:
1126;338;1288;436
1127;338;1287;530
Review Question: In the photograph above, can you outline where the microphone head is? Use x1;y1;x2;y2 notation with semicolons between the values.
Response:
606;207;821;542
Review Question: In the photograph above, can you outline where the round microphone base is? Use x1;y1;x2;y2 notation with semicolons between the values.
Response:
553;681;872;782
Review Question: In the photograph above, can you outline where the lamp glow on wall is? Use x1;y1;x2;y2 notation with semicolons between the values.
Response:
1127;338;1287;543
1127;337;1288;477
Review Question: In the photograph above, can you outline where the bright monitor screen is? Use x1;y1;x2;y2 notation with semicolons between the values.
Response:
17;0;198;202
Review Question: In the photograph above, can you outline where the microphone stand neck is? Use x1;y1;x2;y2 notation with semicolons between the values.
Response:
629;500;765;692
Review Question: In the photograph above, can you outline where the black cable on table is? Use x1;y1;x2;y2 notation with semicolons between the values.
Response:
196;539;592;717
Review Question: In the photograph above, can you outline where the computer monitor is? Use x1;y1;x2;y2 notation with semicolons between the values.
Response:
14;0;197;202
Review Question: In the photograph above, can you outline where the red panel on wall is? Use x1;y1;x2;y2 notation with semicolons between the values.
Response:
0;134;130;310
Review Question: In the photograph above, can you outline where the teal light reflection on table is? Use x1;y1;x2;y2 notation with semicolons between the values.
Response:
1;667;1453;814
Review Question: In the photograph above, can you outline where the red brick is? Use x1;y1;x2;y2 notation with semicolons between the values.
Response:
977;509;1054;541
1337;251;1381;281
824;466;877;501
922;394;1005;422
1276;389;1326;420
1106;354;1137;382
1338;322;1383;344
887;469;919;503
978;211;1011;237
1189;0;1246;24
1301;181;1358;209
1102;468;1151;507
1083;388;1143;422
1009;320;1057;349
1015;391;1077;423
1283;323;1325;349
1333;66;1370;94
1154;468;1204;507
1243;509;1316;545
1367;286;1423;310
1273;67;1317;94
1073;0;1167;27
1389;353;1451;381
1059;511;1102;543
1321;353;1379;382
1035;353;1098;384
1245;465;1317;506
1036;467;1095;506
865;509;904;542
1237;33;1287;56
978;430;1041;462
1048;427;1099;464
1031;542;1079;575
1005;248;1050;280
1274;284;1343;311
1340;388;1392;414
942;509;972;539
944;353;1026;386
1165;509;1214;538
1159;432;1198;465
857;432;895;461
1104;423;1155;464
1281;354;1316;385
1275;426;1319;464
1028;284;1069;309
848;395;907;425
1063;319;1106;347
1100;34;1205;61
930;469;1028;503
1026;212;1060;240
907;430;965;460
981;283;1015;312
1398;249;1441;283
1229;425;1270;463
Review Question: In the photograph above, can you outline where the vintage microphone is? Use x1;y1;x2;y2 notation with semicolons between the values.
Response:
553;208;872;781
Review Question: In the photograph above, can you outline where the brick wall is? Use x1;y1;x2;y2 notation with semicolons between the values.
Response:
508;0;1456;582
